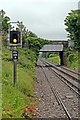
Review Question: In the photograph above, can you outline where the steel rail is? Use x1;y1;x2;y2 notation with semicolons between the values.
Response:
61;66;80;76
40;62;72;120
46;61;80;83
42;60;80;96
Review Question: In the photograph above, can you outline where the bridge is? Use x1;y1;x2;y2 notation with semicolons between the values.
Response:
39;45;63;52
39;41;68;66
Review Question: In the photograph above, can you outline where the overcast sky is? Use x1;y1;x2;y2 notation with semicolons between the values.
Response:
0;0;79;40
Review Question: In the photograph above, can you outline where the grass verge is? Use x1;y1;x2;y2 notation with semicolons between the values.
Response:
47;53;60;64
2;46;37;118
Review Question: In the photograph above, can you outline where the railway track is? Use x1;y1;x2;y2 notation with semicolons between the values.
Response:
42;60;80;96
36;59;80;119
61;66;80;76
36;65;66;118
44;60;80;82
40;65;72;120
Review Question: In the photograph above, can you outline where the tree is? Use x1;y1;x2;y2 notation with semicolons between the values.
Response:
0;9;5;18
0;10;10;47
64;10;80;49
0;10;10;33
25;37;49;52
28;31;37;37
2;16;10;33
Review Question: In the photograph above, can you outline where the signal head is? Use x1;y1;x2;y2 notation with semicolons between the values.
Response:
9;31;22;46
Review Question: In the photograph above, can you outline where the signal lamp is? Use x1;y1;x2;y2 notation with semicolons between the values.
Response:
9;31;22;46
13;39;17;43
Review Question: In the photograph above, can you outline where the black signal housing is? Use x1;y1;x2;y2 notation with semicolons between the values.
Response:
9;31;22;46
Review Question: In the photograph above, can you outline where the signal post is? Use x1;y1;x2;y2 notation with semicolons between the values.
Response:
9;22;22;87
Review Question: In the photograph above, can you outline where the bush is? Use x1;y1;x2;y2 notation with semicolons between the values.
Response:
67;52;78;70
48;53;60;64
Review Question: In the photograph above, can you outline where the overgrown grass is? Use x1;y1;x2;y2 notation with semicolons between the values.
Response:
0;41;2;119
67;51;79;70
2;46;37;118
78;52;80;71
47;53;60;64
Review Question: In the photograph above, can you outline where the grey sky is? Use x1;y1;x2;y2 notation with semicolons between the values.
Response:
0;0;79;40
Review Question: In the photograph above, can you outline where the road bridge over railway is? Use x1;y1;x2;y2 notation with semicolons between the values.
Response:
39;40;68;66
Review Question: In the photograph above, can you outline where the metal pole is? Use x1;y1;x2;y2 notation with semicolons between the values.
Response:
14;60;17;87
13;46;17;87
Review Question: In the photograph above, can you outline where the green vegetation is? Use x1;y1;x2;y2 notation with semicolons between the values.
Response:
1;9;50;118
25;37;49;52
47;51;80;71
64;9;80;70
2;46;37;118
0;9;10;33
47;53;60;64
78;52;80;70
2;31;49;118
0;41;2;119
64;9;80;49
67;51;78;70
66;50;80;70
